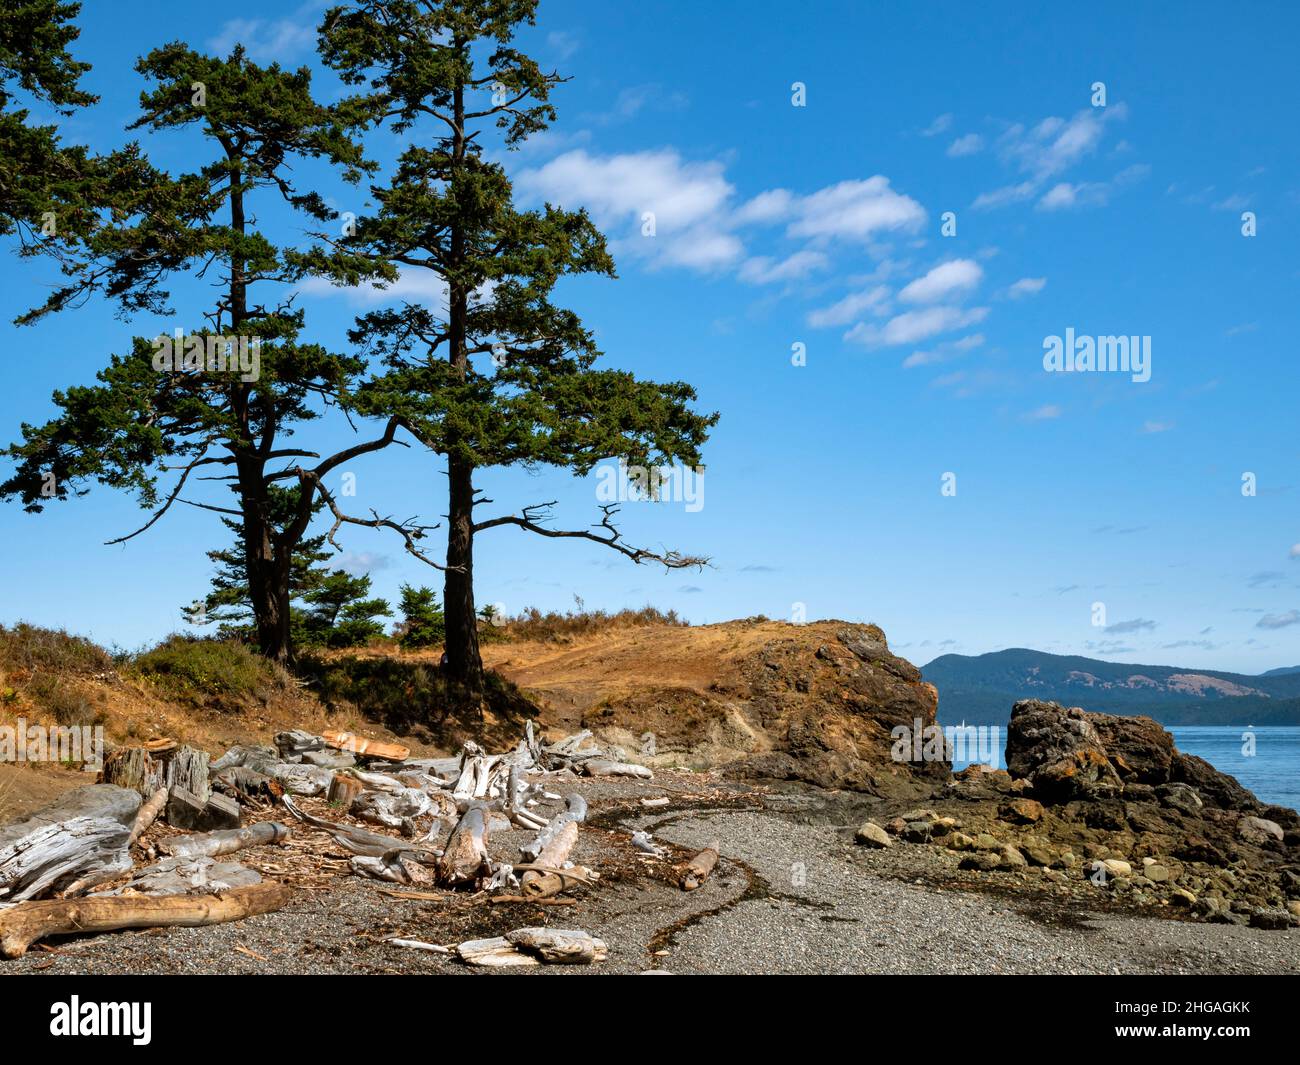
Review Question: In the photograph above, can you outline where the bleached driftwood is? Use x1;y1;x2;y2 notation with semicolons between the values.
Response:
631;831;664;856
456;935;540;967
159;821;290;859
583;759;652;779
389;938;452;954
103;856;262;896
678;844;719;890
347;768;408;793
0;818;133;902
102;747;165;797
211;744;280;775
211;767;283;805
507;927;608;964
520;793;587;861
270;763;335;796
436;803;491;887
165;746;212;805
280;795;437;861
301;748;356;770
0;881;292;958
351;852;434;886
127;787;169;847
352;788;431;832
0;787;141;902
167;786;239;832
520;820;579;899
275;729;326;761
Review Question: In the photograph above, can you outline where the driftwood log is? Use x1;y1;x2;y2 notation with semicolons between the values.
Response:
437;803;490;886
678;844;720;890
0;881;291;958
456;935;540;967
520;793;587;861
323;731;410;762
159;821;290;859
0;785;140;901
103;857;262;896
520;820;579;898
507;927;608;964
127;787;169;847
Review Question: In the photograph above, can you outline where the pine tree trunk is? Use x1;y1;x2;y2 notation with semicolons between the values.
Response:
443;453;483;699
441;66;484;704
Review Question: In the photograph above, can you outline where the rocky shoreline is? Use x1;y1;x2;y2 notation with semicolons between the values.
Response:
851;699;1300;931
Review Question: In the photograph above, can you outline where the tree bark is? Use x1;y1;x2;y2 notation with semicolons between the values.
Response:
440;65;486;701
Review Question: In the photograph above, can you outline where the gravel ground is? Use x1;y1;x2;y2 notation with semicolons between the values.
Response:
4;776;1298;976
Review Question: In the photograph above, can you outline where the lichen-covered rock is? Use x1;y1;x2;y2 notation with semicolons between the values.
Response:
1006;700;1123;802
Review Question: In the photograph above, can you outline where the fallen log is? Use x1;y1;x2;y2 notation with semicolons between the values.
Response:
280;795;433;860
519;793;587;860
1;786;141;902
456;935;539;967
323;730;410;763
436;803;490;887
127;787;169;848
159;822;290;860
103;856;262;896
583;759;652;779
678;844;720;890
520;820;579;898
0;881;291;958
507;926;607;964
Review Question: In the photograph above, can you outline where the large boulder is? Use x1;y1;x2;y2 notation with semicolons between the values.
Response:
1088;712;1175;784
1005;700;1123;802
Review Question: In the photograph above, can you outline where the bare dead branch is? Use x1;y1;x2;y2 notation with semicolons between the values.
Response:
474;502;708;569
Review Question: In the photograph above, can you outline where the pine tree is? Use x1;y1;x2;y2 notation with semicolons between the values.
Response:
1;42;419;663
309;0;717;697
0;0;95;237
396;584;445;649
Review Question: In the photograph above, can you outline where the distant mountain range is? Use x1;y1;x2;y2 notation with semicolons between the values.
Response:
921;648;1300;727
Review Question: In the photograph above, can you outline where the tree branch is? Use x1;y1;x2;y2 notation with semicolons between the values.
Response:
474;502;708;569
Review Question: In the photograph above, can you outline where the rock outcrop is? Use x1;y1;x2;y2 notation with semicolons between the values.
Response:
484;620;947;798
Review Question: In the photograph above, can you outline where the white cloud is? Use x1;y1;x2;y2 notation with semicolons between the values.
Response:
920;113;953;137
516;148;739;271
297;267;448;308
733;189;793;224
739;250;829;285
807;286;890;328
972;181;1037;210
1023;404;1062;421
846;305;988;348
1141;420;1175;434
786;177;926;244
209;2;322;61
1289;543;1300;559
1258;610;1300;630
974;106;1135;211
947;133;984;157
902;333;984;368
898;259;982;304
1007;276;1047;299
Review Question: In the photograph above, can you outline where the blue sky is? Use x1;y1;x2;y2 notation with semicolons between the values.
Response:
1;0;1298;674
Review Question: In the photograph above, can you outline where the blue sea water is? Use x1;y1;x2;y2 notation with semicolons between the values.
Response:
949;726;1300;812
